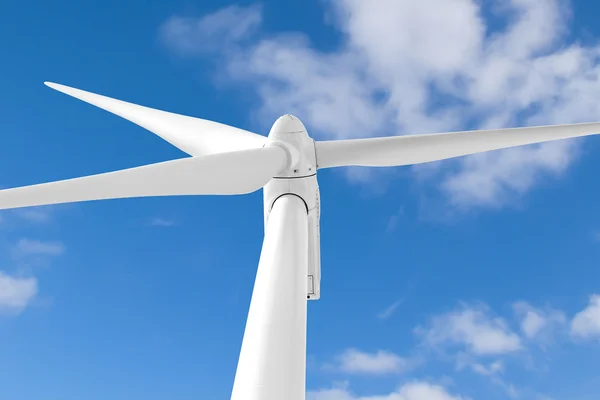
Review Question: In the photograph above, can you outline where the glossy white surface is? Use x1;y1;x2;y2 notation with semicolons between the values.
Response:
231;195;308;400
315;121;600;168
268;114;317;178
263;114;321;300
45;82;267;157
263;176;321;300
0;146;288;210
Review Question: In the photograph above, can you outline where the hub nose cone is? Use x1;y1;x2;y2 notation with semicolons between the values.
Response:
269;114;306;136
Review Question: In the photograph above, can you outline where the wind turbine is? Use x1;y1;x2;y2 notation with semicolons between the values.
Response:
2;82;600;400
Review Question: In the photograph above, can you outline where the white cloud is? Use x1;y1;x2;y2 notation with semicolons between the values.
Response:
470;360;503;377
149;217;177;227
15;207;52;223
513;301;566;340
13;238;65;257
570;294;600;339
378;298;405;320
334;348;414;375
161;0;600;210
462;359;519;398
416;303;522;356
0;271;37;315
521;311;546;339
160;4;262;55
385;207;405;234
308;381;467;400
441;141;578;209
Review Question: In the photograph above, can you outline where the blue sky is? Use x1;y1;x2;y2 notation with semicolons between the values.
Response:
1;1;600;399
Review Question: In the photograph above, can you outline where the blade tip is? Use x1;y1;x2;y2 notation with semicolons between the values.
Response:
45;81;73;92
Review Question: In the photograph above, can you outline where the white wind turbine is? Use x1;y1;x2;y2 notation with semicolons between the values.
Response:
2;82;600;399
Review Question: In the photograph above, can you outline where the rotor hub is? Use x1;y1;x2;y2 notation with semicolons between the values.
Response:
268;115;316;178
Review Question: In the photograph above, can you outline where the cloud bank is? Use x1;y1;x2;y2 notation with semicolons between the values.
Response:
161;0;600;210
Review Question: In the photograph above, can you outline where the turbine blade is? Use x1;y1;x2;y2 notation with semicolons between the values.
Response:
44;82;267;157
0;146;287;210
315;122;600;168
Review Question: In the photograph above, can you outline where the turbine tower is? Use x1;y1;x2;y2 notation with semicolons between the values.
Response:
2;82;600;400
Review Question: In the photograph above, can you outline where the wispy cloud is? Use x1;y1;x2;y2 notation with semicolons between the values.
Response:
458;356;519;398
331;348;417;375
13;239;65;257
0;272;37;315
377;298;406;320
385;207;405;233
378;273;420;320
160;4;262;55
416;302;522;356
470;360;504;377
308;381;466;400
148;217;177;227
161;0;600;211
15;207;52;223
513;301;566;341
